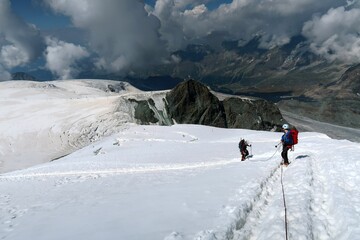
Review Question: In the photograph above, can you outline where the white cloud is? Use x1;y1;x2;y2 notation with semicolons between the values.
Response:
183;4;208;16
174;0;211;10
41;0;360;70
0;0;45;69
0;0;45;80
0;0;347;75
45;0;167;74
45;37;89;80
151;0;349;50
153;0;187;51
303;6;360;63
0;64;11;81
95;56;128;73
1;45;29;68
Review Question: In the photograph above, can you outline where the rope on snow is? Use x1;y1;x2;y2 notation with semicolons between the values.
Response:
249;145;280;162
281;165;289;240
248;141;290;239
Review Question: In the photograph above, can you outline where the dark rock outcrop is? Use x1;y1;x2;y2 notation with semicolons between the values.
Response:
165;79;227;128
164;80;284;130
223;97;284;130
11;72;36;81
130;99;159;125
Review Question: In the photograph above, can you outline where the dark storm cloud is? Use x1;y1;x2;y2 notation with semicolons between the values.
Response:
0;0;45;79
3;0;360;80
45;0;168;74
152;0;350;49
42;0;360;75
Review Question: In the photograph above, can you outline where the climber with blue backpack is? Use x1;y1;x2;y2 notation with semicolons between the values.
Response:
280;124;298;166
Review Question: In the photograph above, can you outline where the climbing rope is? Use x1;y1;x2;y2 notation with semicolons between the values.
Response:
281;165;289;240
247;141;289;238
249;144;280;162
248;141;289;238
266;142;282;161
268;146;280;161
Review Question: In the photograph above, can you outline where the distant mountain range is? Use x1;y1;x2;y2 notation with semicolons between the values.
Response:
141;35;359;128
12;35;360;128
144;35;346;94
11;72;37;81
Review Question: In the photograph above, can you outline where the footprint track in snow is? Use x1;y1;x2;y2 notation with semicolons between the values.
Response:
231;164;285;240
0;194;28;238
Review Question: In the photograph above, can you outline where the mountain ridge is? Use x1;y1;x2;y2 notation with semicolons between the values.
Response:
140;36;358;128
11;35;359;128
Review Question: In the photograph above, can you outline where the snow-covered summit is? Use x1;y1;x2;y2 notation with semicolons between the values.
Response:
0;79;143;173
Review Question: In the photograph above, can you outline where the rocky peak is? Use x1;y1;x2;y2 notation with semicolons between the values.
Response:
162;79;285;130
165;79;227;127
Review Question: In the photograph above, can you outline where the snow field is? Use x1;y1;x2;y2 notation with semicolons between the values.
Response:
1;80;360;239
0;80;139;173
1;124;360;239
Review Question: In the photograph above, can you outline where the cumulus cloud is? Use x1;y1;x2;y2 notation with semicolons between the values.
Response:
40;0;360;72
1;45;30;68
45;0;167;74
152;0;349;49
303;6;360;63
152;0;187;51
174;0;212;9
1;0;355;78
44;37;90;79
0;0;45;79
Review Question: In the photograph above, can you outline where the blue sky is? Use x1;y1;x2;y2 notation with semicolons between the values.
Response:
10;0;71;29
0;0;357;80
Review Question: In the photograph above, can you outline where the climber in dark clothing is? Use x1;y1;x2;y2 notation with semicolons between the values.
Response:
239;139;251;161
281;124;293;166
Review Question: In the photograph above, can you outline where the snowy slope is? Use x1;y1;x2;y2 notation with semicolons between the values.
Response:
0;79;155;173
1;79;360;240
1;124;360;240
